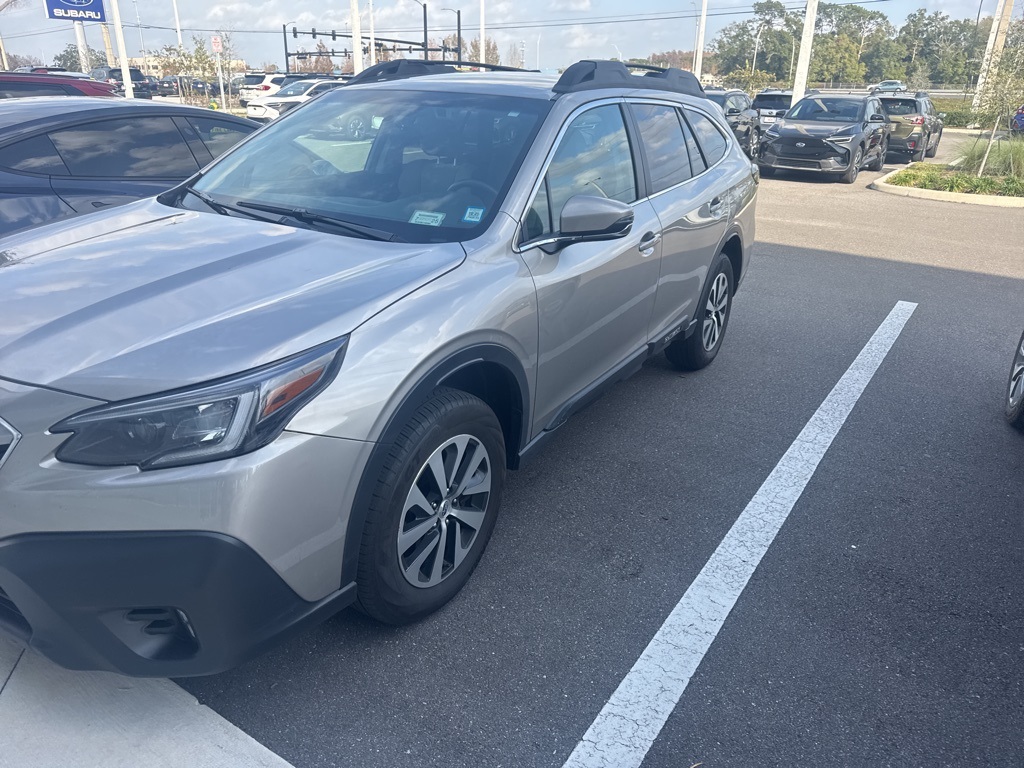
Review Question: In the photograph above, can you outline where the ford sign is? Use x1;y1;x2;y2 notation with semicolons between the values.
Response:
44;0;107;22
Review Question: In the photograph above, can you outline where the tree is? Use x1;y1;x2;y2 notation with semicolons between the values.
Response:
7;53;42;69
465;37;499;65
52;43;106;72
809;34;865;85
862;39;906;82
722;68;775;92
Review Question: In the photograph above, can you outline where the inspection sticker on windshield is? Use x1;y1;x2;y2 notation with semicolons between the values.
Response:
462;207;485;223
410;210;446;226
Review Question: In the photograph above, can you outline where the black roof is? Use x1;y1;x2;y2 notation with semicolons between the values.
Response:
0;96;256;133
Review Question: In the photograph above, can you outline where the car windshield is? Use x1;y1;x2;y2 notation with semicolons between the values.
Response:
785;97;864;122
190;89;549;243
276;81;316;97
881;98;919;116
706;93;727;106
752;93;791;110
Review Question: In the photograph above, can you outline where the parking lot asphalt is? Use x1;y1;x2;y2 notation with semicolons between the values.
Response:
1;142;1021;768
168;159;1024;767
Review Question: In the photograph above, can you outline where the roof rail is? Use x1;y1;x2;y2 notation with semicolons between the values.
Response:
553;60;705;98
345;58;533;86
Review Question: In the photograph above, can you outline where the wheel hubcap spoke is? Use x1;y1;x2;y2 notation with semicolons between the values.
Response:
398;434;491;588
702;273;729;351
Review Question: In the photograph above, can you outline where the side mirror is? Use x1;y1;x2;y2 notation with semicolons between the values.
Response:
938;112;947;119
560;195;634;242
726;107;741;116
775;110;787;118
869;113;887;123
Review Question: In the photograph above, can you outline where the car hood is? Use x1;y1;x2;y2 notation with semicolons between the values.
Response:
0;199;464;401
770;120;861;138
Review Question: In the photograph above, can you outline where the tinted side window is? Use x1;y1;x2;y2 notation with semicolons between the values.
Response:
0;134;70;175
679;110;707;176
187;117;255;159
546;104;636;223
0;81;73;98
726;94;744;112
49;117;201;178
523;178;552;242
684;109;728;167
631;103;690;193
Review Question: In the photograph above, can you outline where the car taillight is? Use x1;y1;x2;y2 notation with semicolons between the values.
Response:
107;78;117;84
260;85;271;90
907;116;925;125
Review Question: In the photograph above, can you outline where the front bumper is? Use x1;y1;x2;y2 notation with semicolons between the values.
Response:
0;530;354;676
758;140;854;173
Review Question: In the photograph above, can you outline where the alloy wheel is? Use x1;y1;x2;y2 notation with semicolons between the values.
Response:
1010;337;1024;410
397;434;492;588
702;272;730;351
748;130;760;158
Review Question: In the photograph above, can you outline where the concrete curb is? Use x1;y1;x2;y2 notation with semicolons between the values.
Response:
869;168;1024;208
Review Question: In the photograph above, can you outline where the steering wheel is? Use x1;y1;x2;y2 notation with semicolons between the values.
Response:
446;179;498;198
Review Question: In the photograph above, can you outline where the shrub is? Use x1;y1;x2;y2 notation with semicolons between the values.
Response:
956;138;1024;179
884;163;1024;196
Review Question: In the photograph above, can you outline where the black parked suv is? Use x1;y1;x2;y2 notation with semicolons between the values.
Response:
88;66;153;99
879;92;944;161
758;93;890;184
705;87;760;157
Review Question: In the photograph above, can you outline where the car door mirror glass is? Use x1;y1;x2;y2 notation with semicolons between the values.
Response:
938;112;946;119
775;110;786;118
869;113;887;123
559;195;634;241
726;107;741;116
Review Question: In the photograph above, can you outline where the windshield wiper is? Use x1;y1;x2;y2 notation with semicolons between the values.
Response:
236;201;402;242
182;187;279;223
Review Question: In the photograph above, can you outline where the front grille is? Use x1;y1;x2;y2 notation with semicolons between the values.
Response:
777;137;838;160
777;158;823;169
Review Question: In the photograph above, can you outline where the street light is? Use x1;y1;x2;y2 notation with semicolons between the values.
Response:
751;22;767;75
282;20;295;73
442;8;462;61
406;0;429;60
690;2;699;72
612;43;623;61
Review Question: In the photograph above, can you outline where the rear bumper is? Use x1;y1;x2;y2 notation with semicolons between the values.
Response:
888;133;924;152
0;530;355;677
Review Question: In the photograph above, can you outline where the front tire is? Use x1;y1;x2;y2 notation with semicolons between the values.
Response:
356;389;505;624
840;146;863;184
665;253;734;371
868;139;887;171
1006;331;1024;431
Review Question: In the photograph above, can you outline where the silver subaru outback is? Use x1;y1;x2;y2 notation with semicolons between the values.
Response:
0;59;757;676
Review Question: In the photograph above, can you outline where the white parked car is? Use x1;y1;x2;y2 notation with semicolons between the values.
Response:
246;78;347;121
238;72;289;106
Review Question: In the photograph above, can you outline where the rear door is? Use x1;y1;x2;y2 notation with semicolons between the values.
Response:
634;102;732;342
518;101;662;434
46;115;203;213
0;135;75;235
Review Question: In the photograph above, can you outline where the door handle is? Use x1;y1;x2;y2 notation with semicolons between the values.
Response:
638;231;661;256
708;196;725;217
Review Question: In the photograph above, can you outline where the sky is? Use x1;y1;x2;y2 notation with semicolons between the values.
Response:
0;0;1007;72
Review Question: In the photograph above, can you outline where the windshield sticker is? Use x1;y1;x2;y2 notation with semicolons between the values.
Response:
410;210;446;226
462;207;485;223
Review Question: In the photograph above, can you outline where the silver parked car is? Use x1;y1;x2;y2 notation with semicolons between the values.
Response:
0;60;757;676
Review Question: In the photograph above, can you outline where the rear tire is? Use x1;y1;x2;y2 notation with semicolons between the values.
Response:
911;137;926;162
1006;331;1024;432
926;130;941;158
665;253;734;371
747;129;761;159
356;389;505;624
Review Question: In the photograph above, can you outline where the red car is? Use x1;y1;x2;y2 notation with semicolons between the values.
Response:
0;72;118;99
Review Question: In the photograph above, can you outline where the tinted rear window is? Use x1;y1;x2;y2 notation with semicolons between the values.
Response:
706;93;727;106
0;81;73;98
0;134;70;174
631;104;691;192
684;109;729;166
243;75;266;85
752;94;791;110
881;99;920;116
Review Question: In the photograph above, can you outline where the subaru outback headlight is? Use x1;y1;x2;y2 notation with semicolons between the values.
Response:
51;338;347;470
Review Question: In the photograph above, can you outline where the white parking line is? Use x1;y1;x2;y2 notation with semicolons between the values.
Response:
563;300;918;768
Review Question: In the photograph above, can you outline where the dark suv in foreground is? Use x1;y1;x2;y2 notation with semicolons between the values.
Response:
879;92;944;161
758;93;890;183
0;59;756;677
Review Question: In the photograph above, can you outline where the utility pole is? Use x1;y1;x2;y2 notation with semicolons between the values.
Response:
422;2;428;60
282;24;289;72
368;0;377;65
100;24;116;66
171;0;183;48
693;0;708;79
74;21;90;73
973;0;1015;109
751;23;765;75
479;0;485;65
107;0;135;98
0;30;9;71
791;0;820;103
350;0;363;73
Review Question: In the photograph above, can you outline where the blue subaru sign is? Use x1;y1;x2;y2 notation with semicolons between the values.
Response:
44;0;106;22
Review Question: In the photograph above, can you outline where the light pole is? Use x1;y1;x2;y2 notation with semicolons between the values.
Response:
406;0;429;59
479;0;485;66
442;7;462;61
612;43;623;61
282;21;295;73
690;2;699;72
171;0;183;48
350;0;363;73
751;22;766;75
693;0;708;79
130;0;146;72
